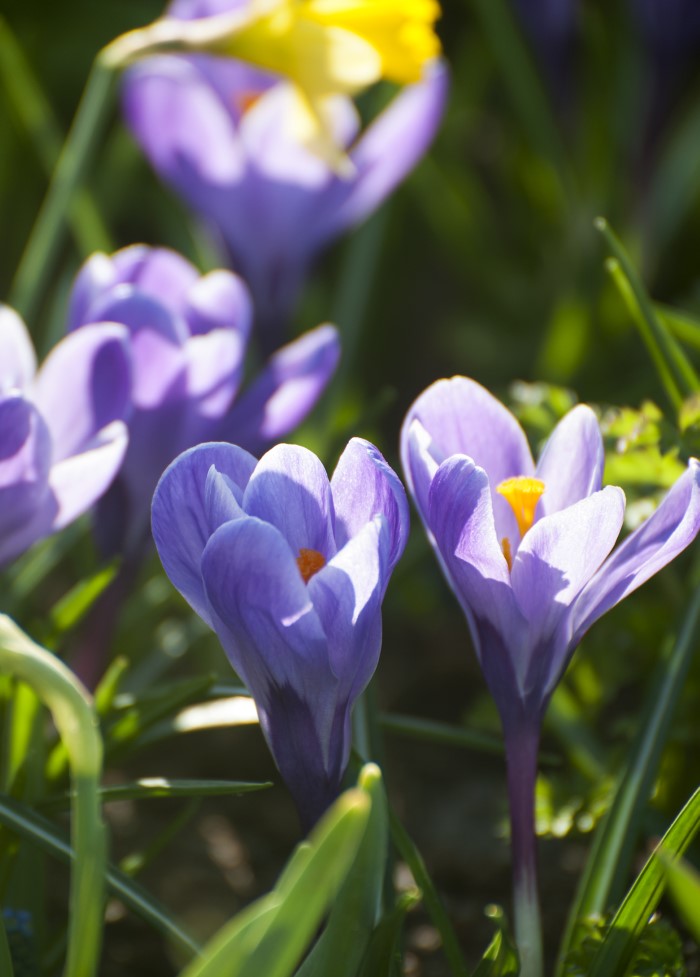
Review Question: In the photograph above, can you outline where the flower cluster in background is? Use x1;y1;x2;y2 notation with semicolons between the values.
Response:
3;0;700;975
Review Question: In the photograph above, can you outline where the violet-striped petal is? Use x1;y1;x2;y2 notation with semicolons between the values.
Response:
243;444;336;559
572;460;700;643
428;455;523;637
308;516;388;699
200;515;332;696
510;486;625;694
151;441;257;624
402;376;535;542
331;437;409;570
535;405;605;518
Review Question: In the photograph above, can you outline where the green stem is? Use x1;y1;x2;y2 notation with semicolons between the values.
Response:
9;57;116;325
596;218;700;408
504;724;543;977
0;616;105;977
388;808;469;977
0;16;112;256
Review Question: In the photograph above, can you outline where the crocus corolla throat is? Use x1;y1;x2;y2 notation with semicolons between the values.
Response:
401;375;700;977
152;438;408;829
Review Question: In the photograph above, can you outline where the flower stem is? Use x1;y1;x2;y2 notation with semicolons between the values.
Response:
9;56;116;328
504;723;543;977
0;615;105;977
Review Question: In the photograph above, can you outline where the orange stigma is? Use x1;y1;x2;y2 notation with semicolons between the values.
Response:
233;90;262;116
496;476;546;538
501;536;513;571
296;548;326;583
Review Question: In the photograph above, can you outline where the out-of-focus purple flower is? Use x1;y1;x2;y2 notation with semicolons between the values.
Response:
69;245;340;557
152;438;408;828
121;0;448;350
401;376;700;968
0;305;129;567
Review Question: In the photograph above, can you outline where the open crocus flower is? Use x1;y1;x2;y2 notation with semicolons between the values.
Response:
68;245;339;557
0;305;129;568
122;0;448;349
401;375;700;976
118;0;441;171
152;438;408;828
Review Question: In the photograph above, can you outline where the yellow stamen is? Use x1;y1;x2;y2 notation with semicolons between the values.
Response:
496;477;546;538
501;536;512;571
296;547;326;583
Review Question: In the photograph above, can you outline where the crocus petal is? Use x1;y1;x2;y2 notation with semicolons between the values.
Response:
308;515;388;700
331;437;409;570
572;460;700;643
243;444;336;558
201;515;342;825
151;441;257;624
183;269;252;338
510;486;625;696
201;515;331;693
402;376;535;542
33;324;131;462
49;421;129;530
111;245;200;314
427;454;527;710
0;397;53;564
535;405;604;518
239;82;359;185
184;330;247;420
0;306;37;391
220;324;340;454
122;56;246;186
319;59;449;242
428;455;521;637
66;252;119;330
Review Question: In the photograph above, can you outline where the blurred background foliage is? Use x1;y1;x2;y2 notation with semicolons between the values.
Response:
3;0;700;973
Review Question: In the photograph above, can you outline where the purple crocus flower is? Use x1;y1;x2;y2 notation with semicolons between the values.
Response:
152;438;408;828
0;305;129;567
67;245;340;557
401;376;700;975
121;0;448;350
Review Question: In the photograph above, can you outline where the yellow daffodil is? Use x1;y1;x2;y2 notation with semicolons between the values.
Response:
182;0;441;169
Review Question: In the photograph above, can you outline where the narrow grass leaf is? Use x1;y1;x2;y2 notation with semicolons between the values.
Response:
389;808;469;977
471;905;519;977
357;891;421;977
660;853;700;941
556;581;700;973
596;218;700;406
0;792;201;960
179;786;371;977
587;786;700;977
297;764;388;977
